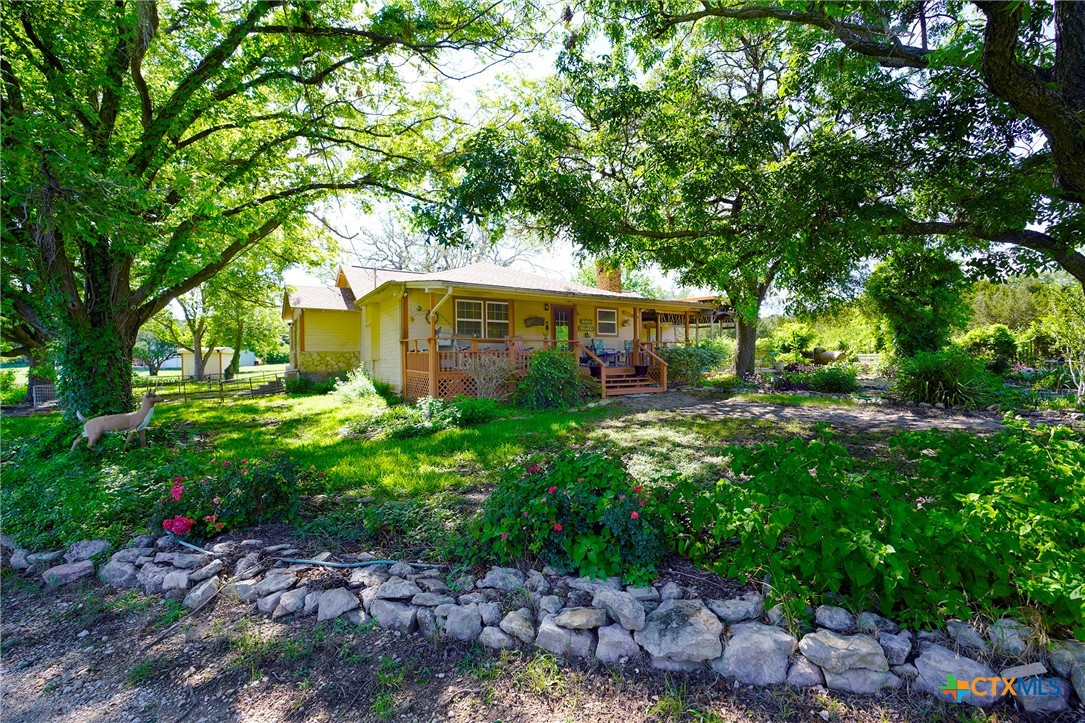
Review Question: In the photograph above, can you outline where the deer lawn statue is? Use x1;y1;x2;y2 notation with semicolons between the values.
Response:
70;388;167;451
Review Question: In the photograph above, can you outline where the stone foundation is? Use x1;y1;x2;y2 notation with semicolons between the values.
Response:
297;350;360;376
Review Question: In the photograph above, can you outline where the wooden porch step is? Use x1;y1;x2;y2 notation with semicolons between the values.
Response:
605;385;665;396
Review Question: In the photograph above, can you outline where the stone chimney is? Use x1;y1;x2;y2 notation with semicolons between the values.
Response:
595;261;622;293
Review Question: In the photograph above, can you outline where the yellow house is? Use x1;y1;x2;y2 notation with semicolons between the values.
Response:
282;262;716;399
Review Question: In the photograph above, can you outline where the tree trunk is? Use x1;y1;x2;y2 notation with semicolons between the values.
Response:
735;316;759;377
55;317;136;419
192;327;206;379
225;320;243;380
20;348;53;406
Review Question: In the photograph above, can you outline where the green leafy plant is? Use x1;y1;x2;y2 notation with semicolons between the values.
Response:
805;365;859;393
652;422;1085;635
465;451;663;584
449;395;505;425
894;347;1002;407
152;452;322;538
959;324;1019;374
515;350;589;410
657;344;726;385
346;397;466;440
284;375;339;395
333;367;379;403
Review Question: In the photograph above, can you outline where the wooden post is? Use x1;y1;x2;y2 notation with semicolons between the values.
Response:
400;291;408;397
428;291;438;398
684;311;690;345
633;306;640;365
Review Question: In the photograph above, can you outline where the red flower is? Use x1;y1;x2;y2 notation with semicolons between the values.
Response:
162;515;194;535
215;522;224;531
222;461;231;467
170;483;184;502
241;468;249;475
631;511;639;519
540;497;547;503
241;459;249;464
212;497;221;505
553;523;563;532
500;533;509;540
526;463;541;474
204;514;217;522
634;485;643;493
548;486;557;494
172;476;184;484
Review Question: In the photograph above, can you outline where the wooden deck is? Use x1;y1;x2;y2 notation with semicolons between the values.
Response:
401;337;668;400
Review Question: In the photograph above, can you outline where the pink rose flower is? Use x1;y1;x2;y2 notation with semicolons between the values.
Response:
630;511;639;520
553;523;563;532
162;515;194;535
548;486;557;494
170;483;184;501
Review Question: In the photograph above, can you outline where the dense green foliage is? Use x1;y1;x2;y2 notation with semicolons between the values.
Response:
466;452;662;584
959;324;1019;374
652;423;1085;634
894;348;1002;407
514;350;588;410
867;249;970;357
756;365;859;395
153;453;321;539
346;396;506;441
656;344;726;386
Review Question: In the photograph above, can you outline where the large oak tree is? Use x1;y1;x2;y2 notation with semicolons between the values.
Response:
1;0;532;415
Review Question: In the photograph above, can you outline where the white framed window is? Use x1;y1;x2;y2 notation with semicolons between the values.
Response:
486;301;510;339
597;308;618;336
455;299;484;338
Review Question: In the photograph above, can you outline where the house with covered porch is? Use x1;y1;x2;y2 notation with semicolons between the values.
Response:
282;262;720;399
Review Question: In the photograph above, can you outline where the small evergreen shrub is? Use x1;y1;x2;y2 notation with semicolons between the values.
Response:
465;451;663;584
657;344;726;385
960;324;1019;374
515;350;588;409
449;395;504;425
894;348;1002;407
285;375;338;395
806;365;859;393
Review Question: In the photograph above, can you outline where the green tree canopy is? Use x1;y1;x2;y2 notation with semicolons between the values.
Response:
1;0;535;415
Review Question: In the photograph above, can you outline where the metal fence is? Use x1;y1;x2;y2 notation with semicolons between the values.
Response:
31;372;285;409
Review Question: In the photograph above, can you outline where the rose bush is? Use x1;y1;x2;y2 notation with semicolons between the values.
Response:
463;451;663;584
153;452;323;539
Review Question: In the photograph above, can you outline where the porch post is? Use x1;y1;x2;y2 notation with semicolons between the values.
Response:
400;290;408;396
684;311;690;345
428;291;438;397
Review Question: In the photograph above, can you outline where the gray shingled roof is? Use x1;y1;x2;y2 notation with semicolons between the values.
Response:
284;285;357;311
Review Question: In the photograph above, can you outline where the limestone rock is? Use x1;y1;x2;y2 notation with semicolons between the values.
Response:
317;588;359;621
856;612;899;636
349;567;388;589
258;591;284;615
915;644;1002;707
786;655;825;687
222;580;259;602
525;569;550;594
799;630;887;674
539;595;563;615
879;631;912;666
945;621;988;652
477;566;524;591
597;624;641;664
625;586;660;603
183;576;221;609
823;668;890;694
411;592;455;607
42;560;95;586
274;586;309;618
568;576;621;594
1049;639;1085;678
155;552;209;569
417;607;437;638
64;540;111;563
388;561;414;577
555;607;608;630
303;591;320;616
499;608;535;645
593;589;645;631
162;570;190;591
707;593;763;623
137;563;171;594
814;605;855;632
569;629;595;659
99;561;138;588
1070;664;1085;706
987;618;1030;656
190;559;224;582
9;549;30;570
711;622;797;686
342;609;371;626
634;599;723;663
371;599;418;632
27;550;64;566
1016;677;1071;714
254;573;296;597
891;663;918;679
535;615;572;656
416;577;449;593
658;582;682;600
233;552;261;577
443;605;482;641
651;655;702;672
478;602;502;627
478;626;514;650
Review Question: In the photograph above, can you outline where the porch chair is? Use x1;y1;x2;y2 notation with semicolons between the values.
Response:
591;338;619;367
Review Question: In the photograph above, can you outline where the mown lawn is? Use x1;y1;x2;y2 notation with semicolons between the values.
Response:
0;394;616;550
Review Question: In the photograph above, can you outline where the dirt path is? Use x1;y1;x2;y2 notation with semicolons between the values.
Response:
615;392;1013;432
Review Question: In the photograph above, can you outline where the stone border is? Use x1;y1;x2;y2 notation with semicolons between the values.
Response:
6;536;1084;715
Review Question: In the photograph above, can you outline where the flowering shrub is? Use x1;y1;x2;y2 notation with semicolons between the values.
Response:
153;452;322;539
465;451;663;584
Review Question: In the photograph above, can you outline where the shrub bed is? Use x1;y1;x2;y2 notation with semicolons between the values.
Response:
894;347;1002;407
651;421;1085;634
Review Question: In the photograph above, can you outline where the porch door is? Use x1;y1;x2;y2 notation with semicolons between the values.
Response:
551;305;574;351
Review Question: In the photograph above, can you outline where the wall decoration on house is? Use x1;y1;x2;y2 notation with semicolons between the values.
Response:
578;318;594;331
523;315;545;327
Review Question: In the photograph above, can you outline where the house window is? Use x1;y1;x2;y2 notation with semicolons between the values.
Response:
597;308;618;336
455;299;484;337
486;301;510;338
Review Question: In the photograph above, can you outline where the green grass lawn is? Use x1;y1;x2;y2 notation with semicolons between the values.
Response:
0;393;615;551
